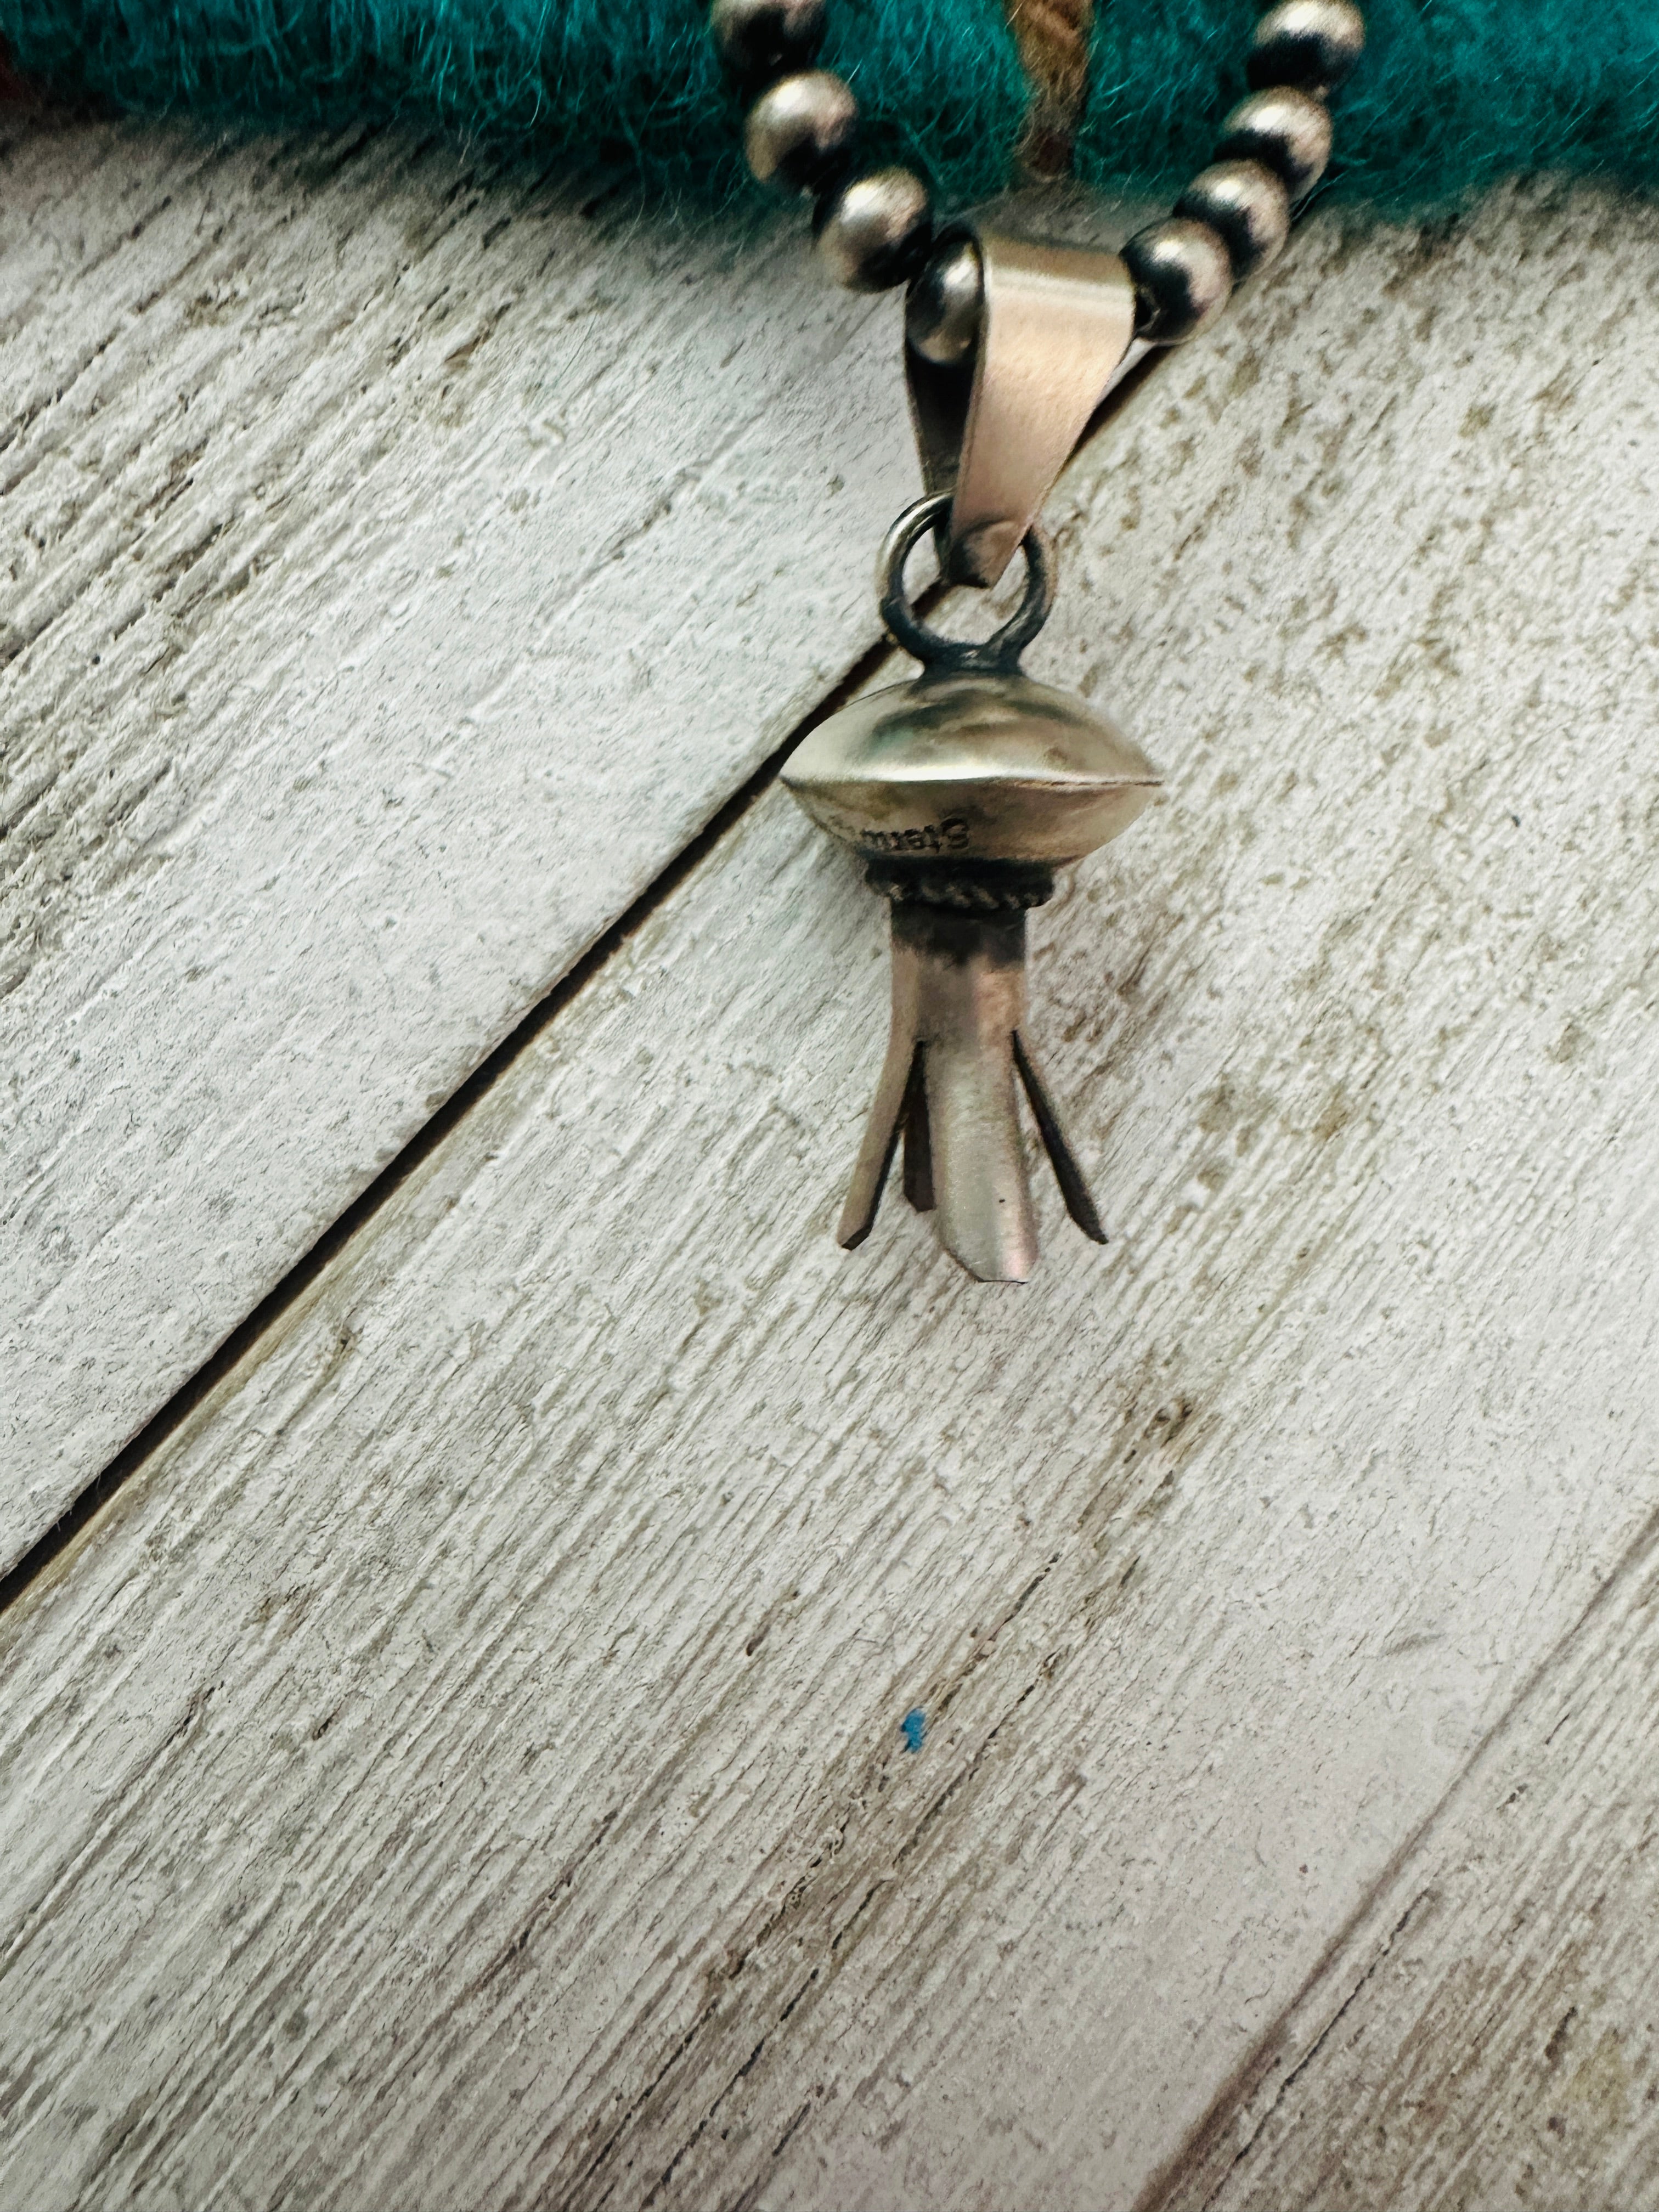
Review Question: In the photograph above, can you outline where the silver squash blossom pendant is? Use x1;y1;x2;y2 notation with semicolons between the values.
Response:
782;230;1162;1282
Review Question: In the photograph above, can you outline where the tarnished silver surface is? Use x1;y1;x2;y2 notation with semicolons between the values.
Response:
905;228;1136;588
1216;86;1333;200
905;236;984;368
834;904;1113;1281
783;669;1156;864
709;0;826;84
1176;159;1291;281
815;167;933;292
874;492;1056;676
714;0;1370;1282
838;909;1036;1281
1122;215;1233;342
743;71;857;194
1248;0;1367;95
782;496;1160;1279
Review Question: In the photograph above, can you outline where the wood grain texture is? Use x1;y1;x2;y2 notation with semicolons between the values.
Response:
2;176;1656;2209
1183;1513;1659;2211
0;112;912;1566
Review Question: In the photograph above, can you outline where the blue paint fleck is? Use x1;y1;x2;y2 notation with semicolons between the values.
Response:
900;1707;927;1753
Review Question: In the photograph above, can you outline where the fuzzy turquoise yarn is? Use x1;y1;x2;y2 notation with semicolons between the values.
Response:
0;0;1030;206
1077;0;1659;212
3;0;1657;212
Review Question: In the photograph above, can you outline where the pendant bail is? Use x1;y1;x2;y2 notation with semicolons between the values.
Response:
905;226;1138;590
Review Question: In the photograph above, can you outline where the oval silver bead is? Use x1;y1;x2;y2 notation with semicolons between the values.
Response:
1175;159;1291;281
816;167;934;293
709;0;826;86
744;70;858;194
1216;86;1333;200
1121;216;1232;343
1247;0;1367;98
906;237;984;366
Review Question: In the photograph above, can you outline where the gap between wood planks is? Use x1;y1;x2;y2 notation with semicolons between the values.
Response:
0;340;1173;1626
1134;1497;1659;2212
20;188;1645;2196
0;627;860;1617
3;177;1655;2207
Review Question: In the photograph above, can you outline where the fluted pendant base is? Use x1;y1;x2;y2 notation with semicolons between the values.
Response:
837;904;1106;1282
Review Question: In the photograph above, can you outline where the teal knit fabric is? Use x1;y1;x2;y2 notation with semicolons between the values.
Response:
3;0;1656;212
1077;0;1659;211
0;0;1029;204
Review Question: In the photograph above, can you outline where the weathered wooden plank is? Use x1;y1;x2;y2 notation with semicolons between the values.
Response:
0;112;913;1567
1;178;1656;2210
1182;1516;1659;2211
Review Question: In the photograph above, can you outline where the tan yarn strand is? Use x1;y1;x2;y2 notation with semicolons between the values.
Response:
1002;0;1093;178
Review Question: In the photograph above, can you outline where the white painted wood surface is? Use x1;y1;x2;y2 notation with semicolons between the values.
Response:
0;112;915;1567
1190;1517;1659;2210
2;178;1655;2208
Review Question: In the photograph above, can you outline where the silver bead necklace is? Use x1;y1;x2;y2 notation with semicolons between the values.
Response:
711;0;1368;1282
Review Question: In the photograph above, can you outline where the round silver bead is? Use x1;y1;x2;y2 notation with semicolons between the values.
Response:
1175;159;1291;281
1247;1;1367;98
744;71;857;194
815;167;933;293
906;238;984;366
709;0;826;86
1215;86;1333;200
1122;217;1233;343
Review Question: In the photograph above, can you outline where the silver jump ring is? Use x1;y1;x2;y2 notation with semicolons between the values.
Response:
876;493;1057;675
